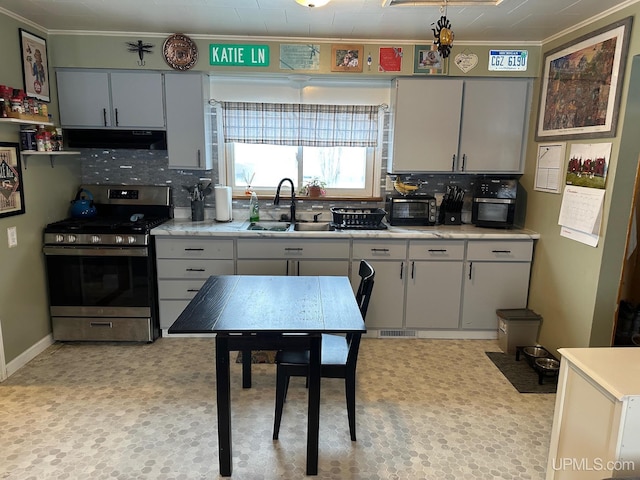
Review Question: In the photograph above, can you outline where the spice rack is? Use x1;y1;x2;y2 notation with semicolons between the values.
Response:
0;116;53;126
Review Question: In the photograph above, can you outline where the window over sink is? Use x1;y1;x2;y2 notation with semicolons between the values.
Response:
211;76;390;199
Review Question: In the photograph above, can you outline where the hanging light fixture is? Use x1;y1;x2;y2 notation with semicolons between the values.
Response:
294;0;331;7
432;0;454;58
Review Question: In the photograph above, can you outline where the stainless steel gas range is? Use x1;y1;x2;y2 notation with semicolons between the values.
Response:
43;185;173;342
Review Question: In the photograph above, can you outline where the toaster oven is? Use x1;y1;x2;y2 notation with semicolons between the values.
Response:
386;195;437;226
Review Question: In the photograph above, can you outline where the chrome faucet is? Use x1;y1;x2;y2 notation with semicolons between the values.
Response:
274;178;296;223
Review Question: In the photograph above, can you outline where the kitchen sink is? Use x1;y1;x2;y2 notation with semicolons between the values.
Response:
246;222;292;231
293;222;335;231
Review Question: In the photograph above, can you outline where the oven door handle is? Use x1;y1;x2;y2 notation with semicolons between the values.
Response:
43;246;149;257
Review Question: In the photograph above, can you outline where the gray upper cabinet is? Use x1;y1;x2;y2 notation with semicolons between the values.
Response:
56;70;165;129
165;73;213;170
388;78;463;173
388;77;530;174
458;79;529;173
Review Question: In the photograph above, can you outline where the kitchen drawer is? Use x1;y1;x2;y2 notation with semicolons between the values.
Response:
156;238;234;259
466;240;533;262
157;259;234;279
409;240;465;260
237;238;349;259
159;300;191;329
52;317;153;342
157;279;206;300
352;240;407;260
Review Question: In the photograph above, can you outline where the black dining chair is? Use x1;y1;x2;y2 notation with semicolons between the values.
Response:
272;260;375;442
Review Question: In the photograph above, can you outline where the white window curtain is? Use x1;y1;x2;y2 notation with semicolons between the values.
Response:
220;102;379;147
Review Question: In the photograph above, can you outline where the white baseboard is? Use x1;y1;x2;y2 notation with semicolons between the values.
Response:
161;329;213;338
5;334;55;379
365;329;498;340
0;319;6;382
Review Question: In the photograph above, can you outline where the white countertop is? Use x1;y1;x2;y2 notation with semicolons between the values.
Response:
151;219;541;240
558;347;640;400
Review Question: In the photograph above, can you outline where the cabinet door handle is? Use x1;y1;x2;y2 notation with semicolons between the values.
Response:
197;149;201;168
187;289;200;292
284;247;303;251
186;268;205;272
428;249;447;253
103;108;107;126
115;108;119;126
184;248;204;251
468;262;473;280
451;154;456;172
492;250;512;254
411;261;415;279
400;261;404;280
462;154;466;171
371;248;389;252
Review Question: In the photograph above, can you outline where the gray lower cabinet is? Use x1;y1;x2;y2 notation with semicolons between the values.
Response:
405;240;465;329
352;240;407;329
155;237;234;329
237;238;350;276
461;240;533;330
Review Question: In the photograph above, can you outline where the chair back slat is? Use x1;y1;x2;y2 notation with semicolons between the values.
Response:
355;260;375;320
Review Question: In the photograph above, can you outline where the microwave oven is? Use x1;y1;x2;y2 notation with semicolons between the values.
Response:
471;179;526;228
386;195;437;226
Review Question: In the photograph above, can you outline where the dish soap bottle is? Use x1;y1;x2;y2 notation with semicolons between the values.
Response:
249;191;260;223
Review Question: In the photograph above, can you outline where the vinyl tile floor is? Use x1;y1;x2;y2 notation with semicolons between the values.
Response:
0;338;555;479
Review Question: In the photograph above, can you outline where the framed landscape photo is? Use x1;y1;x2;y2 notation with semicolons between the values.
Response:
0;142;26;219
19;29;50;102
331;44;364;73
536;17;632;141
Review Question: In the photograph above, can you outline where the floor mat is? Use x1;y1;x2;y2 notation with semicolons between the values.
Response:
235;350;277;364
485;351;557;393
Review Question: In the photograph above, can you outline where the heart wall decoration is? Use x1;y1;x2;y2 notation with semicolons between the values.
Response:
454;52;478;73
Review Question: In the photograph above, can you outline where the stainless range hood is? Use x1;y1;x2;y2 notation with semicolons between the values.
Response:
66;129;167;150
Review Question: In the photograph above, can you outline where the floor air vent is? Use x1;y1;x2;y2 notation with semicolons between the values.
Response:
379;330;417;338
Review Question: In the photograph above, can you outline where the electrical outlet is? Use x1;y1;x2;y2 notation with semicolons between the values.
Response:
7;226;17;248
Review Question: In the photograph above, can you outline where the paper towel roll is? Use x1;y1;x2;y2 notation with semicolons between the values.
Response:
214;185;233;222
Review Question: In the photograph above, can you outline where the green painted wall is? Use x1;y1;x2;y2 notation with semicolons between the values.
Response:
0;15;81;364
523;5;640;352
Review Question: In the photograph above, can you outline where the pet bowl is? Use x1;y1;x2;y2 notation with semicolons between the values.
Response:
535;357;560;371
521;346;550;366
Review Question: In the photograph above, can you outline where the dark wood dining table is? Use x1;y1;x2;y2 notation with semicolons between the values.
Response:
168;275;366;477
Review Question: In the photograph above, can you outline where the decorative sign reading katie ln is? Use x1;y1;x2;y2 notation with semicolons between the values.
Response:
210;44;270;67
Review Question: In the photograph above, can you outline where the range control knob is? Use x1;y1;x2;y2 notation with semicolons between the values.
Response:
115;235;124;244
55;234;65;243
67;234;77;243
90;235;101;244
127;236;137;245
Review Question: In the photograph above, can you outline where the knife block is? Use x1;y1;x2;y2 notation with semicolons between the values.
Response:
443;211;462;225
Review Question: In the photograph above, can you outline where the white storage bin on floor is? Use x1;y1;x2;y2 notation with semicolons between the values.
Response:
497;308;542;355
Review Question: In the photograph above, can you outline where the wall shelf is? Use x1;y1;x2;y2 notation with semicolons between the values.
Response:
0;117;53;126
21;150;80;168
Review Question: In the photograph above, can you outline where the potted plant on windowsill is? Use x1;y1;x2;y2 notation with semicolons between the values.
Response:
301;178;326;197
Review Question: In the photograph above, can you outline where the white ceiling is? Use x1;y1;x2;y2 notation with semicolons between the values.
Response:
0;0;635;44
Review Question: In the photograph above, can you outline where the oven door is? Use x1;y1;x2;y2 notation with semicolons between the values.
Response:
43;246;152;317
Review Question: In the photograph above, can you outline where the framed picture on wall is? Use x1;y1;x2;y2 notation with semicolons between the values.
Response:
413;44;447;75
19;29;50;102
0;142;26;219
536;17;632;141
331;44;364;73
